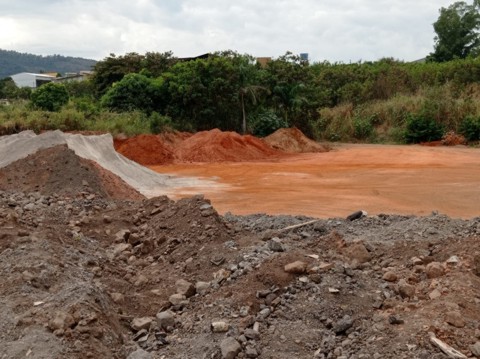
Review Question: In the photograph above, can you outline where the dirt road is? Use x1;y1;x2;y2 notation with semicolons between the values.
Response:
151;144;480;218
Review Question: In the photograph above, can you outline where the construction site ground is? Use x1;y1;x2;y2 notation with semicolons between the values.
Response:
1;129;480;359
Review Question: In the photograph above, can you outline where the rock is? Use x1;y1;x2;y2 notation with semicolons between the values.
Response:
195;281;211;294
411;257;423;265
388;315;404;325
175;279;196;298
344;242;371;264
169;293;188;306
470;342;480;357
445;311;465;328
156;310;175;330
49;311;75;331
268;238;285;252
382;271;398;282
220;337;242;359
245;346;259;358
244;328;260;340
425;262;445;279
333;315;353;335
131;317;153;331
346;210;367;221
113;243;131;256
115;229;130;243
211;321;229;333
110;292;125;304
397;279;415;299
446;255;460;266
429;289;442;300
284;261;307;274
127;349;152;359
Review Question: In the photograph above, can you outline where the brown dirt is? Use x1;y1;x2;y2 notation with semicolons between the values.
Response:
174;129;284;163
264;127;329;153
0;145;144;201
115;134;175;166
152;143;480;219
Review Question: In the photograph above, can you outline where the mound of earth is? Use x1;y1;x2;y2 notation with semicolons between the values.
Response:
175;129;282;162
0;145;144;200
0;130;219;198
1;186;480;359
264;127;328;153
115;134;175;166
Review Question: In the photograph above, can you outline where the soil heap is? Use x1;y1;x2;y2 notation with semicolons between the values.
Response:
264;127;328;153
175;129;282;162
115;134;175;166
0;145;144;200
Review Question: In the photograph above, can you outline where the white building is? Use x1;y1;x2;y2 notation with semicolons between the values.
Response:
10;72;56;88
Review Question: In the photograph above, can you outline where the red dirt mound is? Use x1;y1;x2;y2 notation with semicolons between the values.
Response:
174;129;283;162
0;145;144;200
264;127;328;153
115;134;175;166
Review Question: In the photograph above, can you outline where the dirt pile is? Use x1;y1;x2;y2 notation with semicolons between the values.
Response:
175;129;282;162
0;145;144;200
264;127;328;153
115;134;175;166
2;180;480;358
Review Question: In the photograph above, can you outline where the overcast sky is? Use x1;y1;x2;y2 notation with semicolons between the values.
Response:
0;0;454;63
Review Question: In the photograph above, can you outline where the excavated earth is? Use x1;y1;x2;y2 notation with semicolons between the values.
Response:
1;133;480;359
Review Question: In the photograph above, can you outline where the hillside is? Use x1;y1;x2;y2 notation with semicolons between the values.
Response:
0;49;97;79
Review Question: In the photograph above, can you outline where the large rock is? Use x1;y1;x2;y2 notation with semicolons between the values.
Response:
344;242;371;264
397;279;415;299
471;342;480;357
284;261;307;274
156;310;175;330
220;337;242;359
175;279;196;298
425;262;445;279
49;311;75;331
131;317;153;331
445;311;465;328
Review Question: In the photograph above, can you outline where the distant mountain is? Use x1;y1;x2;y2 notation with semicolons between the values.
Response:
0;49;97;79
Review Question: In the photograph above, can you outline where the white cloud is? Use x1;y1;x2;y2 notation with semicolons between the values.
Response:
0;0;455;62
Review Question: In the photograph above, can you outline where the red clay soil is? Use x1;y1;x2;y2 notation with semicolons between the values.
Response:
152;144;480;219
174;129;284;162
264;127;329;153
0;145;144;200
115;134;175;166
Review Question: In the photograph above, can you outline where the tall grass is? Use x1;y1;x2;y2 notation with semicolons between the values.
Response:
312;83;480;143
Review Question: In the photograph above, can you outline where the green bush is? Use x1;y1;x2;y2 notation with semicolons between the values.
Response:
404;114;444;143
459;115;480;141
251;110;288;137
30;82;69;112
353;116;374;140
149;112;173;134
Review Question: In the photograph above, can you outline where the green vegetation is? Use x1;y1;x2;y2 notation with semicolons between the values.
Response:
4;0;480;146
30;83;69;112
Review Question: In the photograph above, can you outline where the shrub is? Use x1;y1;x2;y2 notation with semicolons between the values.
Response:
149;112;173;134
30;82;69;112
251;110;288;137
404;114;444;143
353;116;374;140
459;115;480;141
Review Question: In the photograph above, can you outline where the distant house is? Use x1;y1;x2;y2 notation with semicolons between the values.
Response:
10;72;56;88
10;71;93;88
54;71;93;84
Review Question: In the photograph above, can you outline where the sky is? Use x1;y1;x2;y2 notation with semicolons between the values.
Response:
0;0;455;63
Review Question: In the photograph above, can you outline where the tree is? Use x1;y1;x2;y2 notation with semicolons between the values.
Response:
30;82;69;111
100;73;164;114
428;1;480;62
